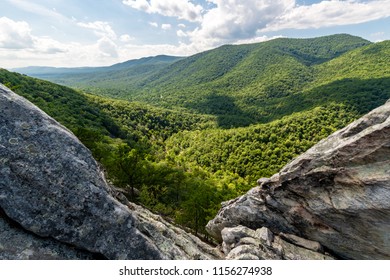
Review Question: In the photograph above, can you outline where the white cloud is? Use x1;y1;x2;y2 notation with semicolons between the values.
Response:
0;17;67;54
123;0;203;22
265;0;390;31
77;21;117;40
1;38;121;68
177;29;188;37
0;17;121;68
98;37;118;57
0;17;34;49
178;23;186;28
186;0;294;49
149;21;159;27
180;0;390;50
35;37;68;54
119;34;135;43
161;23;172;30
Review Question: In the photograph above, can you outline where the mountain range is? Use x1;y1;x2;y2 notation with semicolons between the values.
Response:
13;34;390;127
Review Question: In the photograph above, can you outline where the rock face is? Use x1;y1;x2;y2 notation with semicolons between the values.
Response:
0;84;221;260
207;100;390;259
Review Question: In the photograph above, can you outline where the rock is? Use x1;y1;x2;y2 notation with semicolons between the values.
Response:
221;225;257;254
221;225;330;260
222;226;281;260
0;212;99;260
206;187;296;241
0;85;220;260
255;227;274;247
207;99;390;259
273;237;333;260
226;245;264;260
126;202;223;260
279;233;323;253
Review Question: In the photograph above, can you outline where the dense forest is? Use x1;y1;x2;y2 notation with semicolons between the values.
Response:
2;34;390;236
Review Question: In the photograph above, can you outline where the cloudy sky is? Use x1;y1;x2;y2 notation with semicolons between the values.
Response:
1;0;389;68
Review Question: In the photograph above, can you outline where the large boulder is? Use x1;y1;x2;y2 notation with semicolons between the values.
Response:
0;84;221;260
207;100;390;259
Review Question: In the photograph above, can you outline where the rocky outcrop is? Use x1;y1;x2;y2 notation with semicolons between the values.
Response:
0;84;221;260
220;225;333;260
127;201;223;259
207;99;390;259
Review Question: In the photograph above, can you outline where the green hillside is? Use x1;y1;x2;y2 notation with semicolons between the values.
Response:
265;40;390;119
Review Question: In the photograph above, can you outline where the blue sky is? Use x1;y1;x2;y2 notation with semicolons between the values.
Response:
1;0;389;68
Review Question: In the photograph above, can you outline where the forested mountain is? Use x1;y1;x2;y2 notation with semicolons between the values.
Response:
2;34;390;236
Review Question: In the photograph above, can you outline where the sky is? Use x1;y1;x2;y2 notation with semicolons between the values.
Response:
1;0;390;68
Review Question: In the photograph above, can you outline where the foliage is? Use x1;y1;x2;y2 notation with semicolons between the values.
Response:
165;103;358;182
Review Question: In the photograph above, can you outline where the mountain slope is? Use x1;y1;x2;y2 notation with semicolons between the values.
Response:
145;35;389;127
142;34;370;90
164;103;358;182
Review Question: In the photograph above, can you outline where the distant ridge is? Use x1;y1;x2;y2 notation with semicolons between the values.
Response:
12;55;184;76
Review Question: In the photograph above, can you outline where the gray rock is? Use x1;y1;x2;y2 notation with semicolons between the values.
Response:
221;225;329;260
0;85;219;260
274;237;333;260
206;187;297;241
222;226;279;260
0;214;97;260
255;227;274;247
279;232;323;253
126;201;223;259
221;225;257;254
226;245;263;260
208;99;390;259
